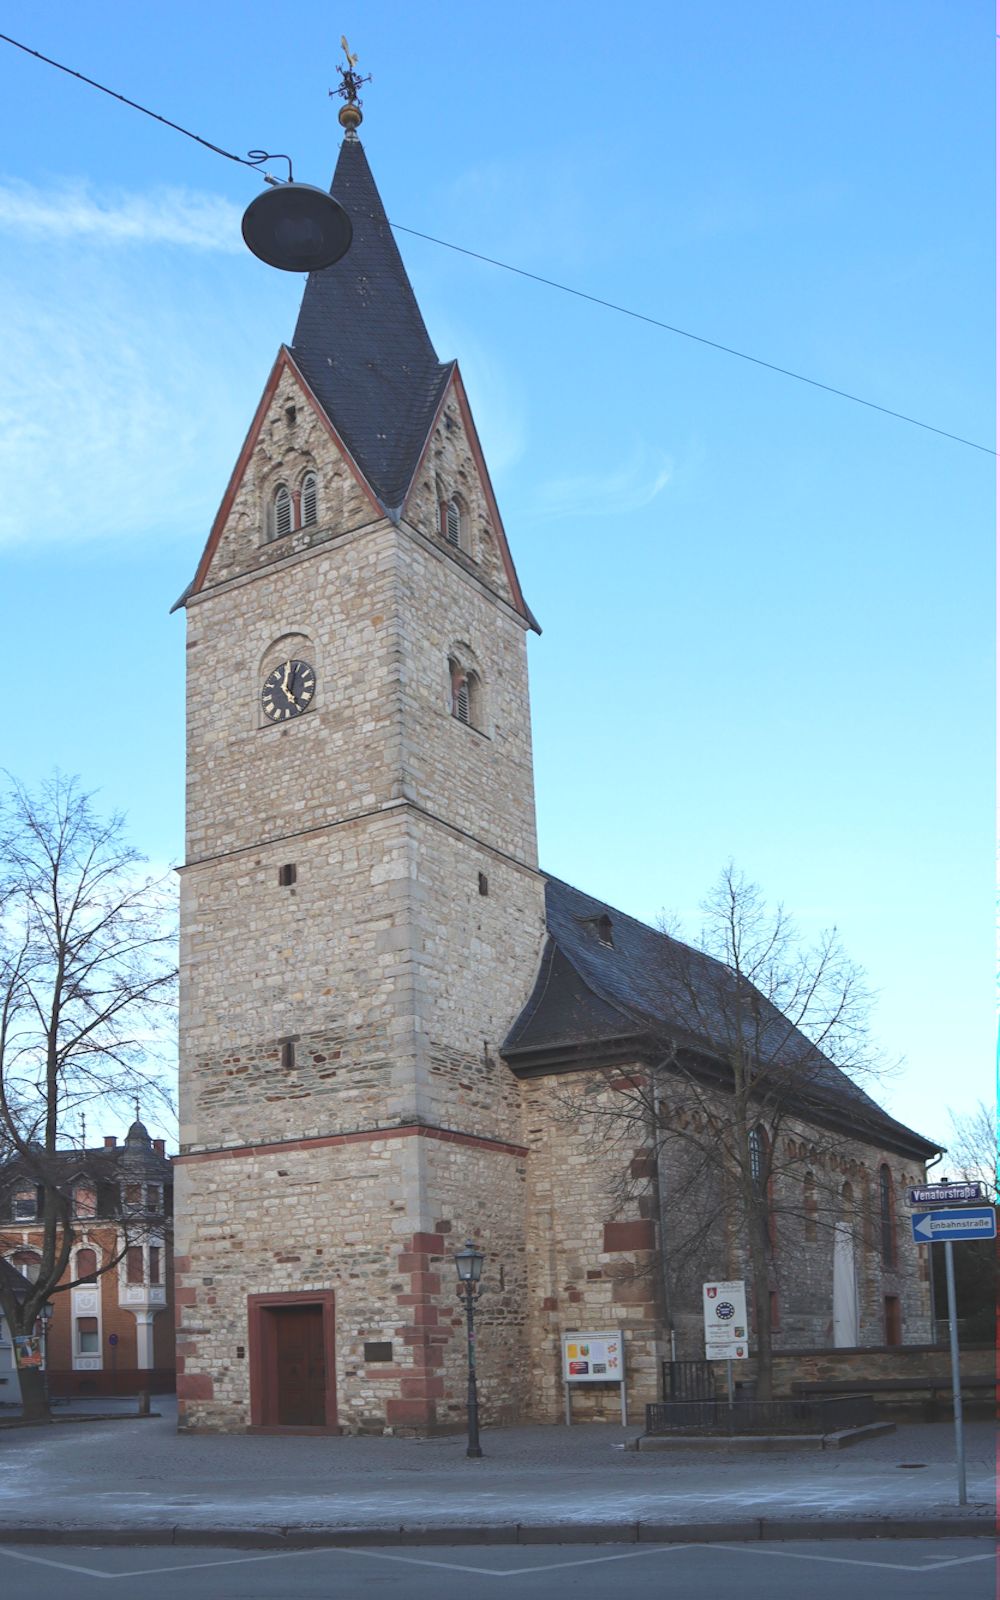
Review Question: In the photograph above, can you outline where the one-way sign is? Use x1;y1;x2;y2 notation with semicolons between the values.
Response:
911;1207;996;1244
909;1182;985;1206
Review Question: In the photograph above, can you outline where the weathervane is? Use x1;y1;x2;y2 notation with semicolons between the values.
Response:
331;36;371;134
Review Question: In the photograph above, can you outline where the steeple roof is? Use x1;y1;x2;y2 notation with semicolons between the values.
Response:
290;137;452;511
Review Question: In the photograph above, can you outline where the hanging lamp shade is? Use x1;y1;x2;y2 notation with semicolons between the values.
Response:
242;183;353;273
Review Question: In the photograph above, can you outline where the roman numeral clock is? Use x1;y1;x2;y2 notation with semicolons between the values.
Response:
261;659;316;723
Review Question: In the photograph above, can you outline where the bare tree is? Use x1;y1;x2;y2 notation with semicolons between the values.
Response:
944;1101;997;1202
559;865;887;1402
0;775;176;1419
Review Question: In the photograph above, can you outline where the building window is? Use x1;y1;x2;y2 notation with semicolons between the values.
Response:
76;1248;98;1284
126;1246;144;1285
12;1249;41;1283
149;1246;161;1286
13;1189;39;1221
301;472;318;527
281;1040;295;1071
271;484;292;540
77;1316;99;1355
124;1182;142;1209
749;1126;765;1190
146;1185;162;1213
879;1163;895;1267
884;1294;901;1346
74;1184;97;1219
278;863;297;887
449;660;482;729
596;914;614;947
443;497;462;548
478;872;489;897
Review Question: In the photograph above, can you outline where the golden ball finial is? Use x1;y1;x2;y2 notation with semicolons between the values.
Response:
338;102;363;132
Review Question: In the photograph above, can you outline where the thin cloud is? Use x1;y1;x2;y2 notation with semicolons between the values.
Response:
533;451;674;520
0;178;243;253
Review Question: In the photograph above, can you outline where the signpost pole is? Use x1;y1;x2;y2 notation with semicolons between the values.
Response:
726;1358;734;1410
943;1240;967;1506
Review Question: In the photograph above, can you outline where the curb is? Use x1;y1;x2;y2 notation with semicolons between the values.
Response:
0;1516;990;1549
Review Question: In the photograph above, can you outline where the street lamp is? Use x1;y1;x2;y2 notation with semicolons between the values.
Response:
453;1239;485;1459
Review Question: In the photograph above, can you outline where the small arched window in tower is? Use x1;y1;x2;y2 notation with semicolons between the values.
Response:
301;472;318;527
272;483;292;540
444;497;462;548
879;1162;895;1267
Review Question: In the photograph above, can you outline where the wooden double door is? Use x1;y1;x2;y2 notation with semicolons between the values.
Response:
249;1292;336;1430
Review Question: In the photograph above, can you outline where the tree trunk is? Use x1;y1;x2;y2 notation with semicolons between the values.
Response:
15;1361;50;1423
747;1212;773;1402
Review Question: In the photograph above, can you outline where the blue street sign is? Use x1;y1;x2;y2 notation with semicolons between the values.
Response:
911;1207;997;1244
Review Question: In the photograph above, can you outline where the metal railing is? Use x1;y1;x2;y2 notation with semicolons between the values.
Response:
645;1392;876;1435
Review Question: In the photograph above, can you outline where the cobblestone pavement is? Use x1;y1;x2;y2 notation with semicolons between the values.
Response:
0;1401;992;1535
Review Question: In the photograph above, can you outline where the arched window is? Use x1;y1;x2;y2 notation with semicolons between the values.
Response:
271;484;292;540
878;1163;895;1267
803;1171;817;1241
76;1247;98;1284
300;472;318;527
450;666;482;728
444;497;462;548
749;1125;766;1191
11;1249;41;1283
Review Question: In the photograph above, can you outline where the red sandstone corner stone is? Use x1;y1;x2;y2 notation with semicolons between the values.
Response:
409;1271;441;1294
407;1233;444;1254
603;1219;655;1252
401;1375;444;1399
386;1398;436;1424
177;1373;214;1400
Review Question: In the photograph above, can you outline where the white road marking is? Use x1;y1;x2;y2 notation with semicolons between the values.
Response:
1;1538;993;1583
700;1542;996;1574
4;1549;112;1578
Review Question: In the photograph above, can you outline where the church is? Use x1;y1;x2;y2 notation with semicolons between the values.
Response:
172;110;939;1434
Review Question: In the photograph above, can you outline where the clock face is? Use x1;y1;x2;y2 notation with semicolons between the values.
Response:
261;659;316;723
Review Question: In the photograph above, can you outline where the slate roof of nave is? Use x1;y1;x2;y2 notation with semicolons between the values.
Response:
503;877;940;1161
290;136;453;512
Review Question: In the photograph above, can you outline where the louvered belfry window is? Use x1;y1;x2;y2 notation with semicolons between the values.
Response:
273;484;292;539
301;472;318;526
445;499;461;547
455;676;470;724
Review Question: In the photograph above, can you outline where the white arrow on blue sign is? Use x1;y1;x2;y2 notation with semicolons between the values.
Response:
911;1207;996;1244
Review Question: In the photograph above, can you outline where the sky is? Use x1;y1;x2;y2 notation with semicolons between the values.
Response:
1;3;993;1151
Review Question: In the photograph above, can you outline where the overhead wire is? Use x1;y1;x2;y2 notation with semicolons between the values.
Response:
1;28;993;459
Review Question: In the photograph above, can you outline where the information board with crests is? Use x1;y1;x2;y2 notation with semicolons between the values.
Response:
703;1279;749;1360
561;1331;624;1383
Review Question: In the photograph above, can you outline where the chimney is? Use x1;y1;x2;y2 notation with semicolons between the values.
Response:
104;1136;117;1148
152;1139;165;1156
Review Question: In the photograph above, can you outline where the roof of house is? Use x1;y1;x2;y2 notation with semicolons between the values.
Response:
289;136;453;512
503;877;940;1160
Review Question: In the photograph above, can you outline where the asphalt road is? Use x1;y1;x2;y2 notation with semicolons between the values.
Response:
5;1541;995;1599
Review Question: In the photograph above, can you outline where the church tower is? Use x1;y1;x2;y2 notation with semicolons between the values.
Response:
173;119;546;1432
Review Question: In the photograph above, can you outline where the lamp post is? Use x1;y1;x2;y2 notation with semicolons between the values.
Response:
453;1239;485;1459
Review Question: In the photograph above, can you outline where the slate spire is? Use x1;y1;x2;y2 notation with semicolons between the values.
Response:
290;136;452;512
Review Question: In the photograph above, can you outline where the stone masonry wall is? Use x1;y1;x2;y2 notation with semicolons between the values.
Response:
172;1127;528;1433
521;1071;666;1423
